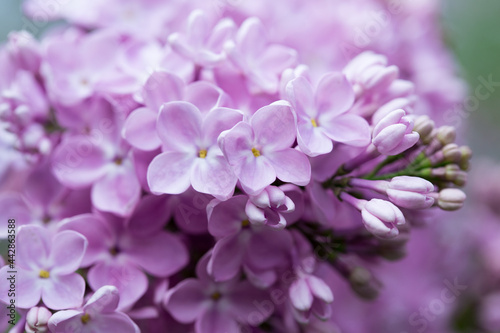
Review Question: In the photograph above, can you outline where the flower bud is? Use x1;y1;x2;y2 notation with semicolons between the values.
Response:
26;306;51;333
437;188;466;211
361;199;405;238
7;31;42;72
372;97;413;125
442;143;462;163
445;164;467;186
387;176;435;209
436;126;456;146
372;109;419;155
459;146;472;170
348;266;382;300
343;51;399;95
413;115;435;144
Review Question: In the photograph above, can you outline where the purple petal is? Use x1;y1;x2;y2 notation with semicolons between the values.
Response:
208;234;246;282
47;310;81;333
191;155;237;200
296;121;333;157
88;262;148;310
91;165;141;217
251;104;295;151
156;101;201;151
125;232;188;277
306;275;333;303
51;135;109;188
238;156;277;195
259;44;298;73
122;107;161;151
41;273;85;310
236;18;267;59
127;194;172;236
227;280;272;325
87;312;139;333
0;193;31;238
321;113;371;147
185;81;229;114
203;107;243;146
165;279;210;324
207;196;247;238
17;225;50;271
147;152;194;195
286;76;316;118
0;266;41;309
84;285;119;314
266;148;311;186
143;71;184;111
316;72;354;116
48;230;87;275
195;306;240;333
57;214;113;267
289;278;313;311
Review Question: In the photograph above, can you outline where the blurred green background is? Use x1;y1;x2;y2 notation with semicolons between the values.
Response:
1;0;499;159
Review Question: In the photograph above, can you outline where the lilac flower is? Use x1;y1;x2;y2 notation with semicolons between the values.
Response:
58;196;187;309
219;102;311;194
168;10;236;67
0;225;87;309
48;286;139;333
372;109;419;155
361;199;405;238
286;73;371;156
165;253;272;333
245;184;304;228
225;17;298;95
207;195;293;283
147;101;242;199
122;70;229;151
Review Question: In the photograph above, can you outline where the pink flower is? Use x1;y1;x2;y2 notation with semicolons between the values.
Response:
58;195;187;309
147;101;242;199
286;73;371;156
165;253;272;333
225;17;298;95
0;225;87;310
48;286;139;333
168;10;236;67
219;102;311;194
372;109;419;155
122;70;229;151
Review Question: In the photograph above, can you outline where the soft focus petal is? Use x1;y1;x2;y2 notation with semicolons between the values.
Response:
41;273;85;310
147;152;194;195
49;230;87;275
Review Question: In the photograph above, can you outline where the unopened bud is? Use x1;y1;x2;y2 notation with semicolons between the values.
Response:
387;176;435;209
442;143;462;163
372;109;419;155
459;146;472;170
445;164;467;186
26;306;51;332
436;126;456;146
349;267;382;300
437;188;466;211
413;115;435;144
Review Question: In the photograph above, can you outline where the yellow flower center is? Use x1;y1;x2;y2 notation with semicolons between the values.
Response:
81;313;91;324
39;270;50;279
211;291;222;301
251;148;261;157
199;149;207;159
311;118;318;127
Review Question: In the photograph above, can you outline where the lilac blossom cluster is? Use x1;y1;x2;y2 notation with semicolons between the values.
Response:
0;0;472;332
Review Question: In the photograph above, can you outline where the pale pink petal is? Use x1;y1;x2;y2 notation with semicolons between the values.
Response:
321;113;371;147
251;104;295;150
41;273;85;310
87;263;148;310
238;156;276;194
156;101;201;152
49;230;87;275
51;136;109;188
265;148;311;186
259;44;297;73
84;285;120;314
306;275;333;303
191;155;237;200
296;122;333;157
122;107;161;151
0;266;41;309
316;72;355;116
91;166;141;217
237;18;267;59
143;71;183;111
203;107;243;145
286;76;316;118
47;310;81;333
147;152;195;195
89;312;139;333
185;81;228;114
17;225;50;271
289;278;313;311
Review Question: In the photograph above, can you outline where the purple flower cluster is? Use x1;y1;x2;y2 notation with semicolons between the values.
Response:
0;0;473;332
